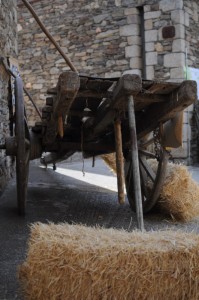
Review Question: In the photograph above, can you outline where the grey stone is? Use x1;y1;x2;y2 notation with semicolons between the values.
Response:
145;42;154;52
172;39;185;52
146;66;154;79
127;36;141;45
93;14;109;24
125;45;141;58
159;0;183;11
164;53;185;67
122;69;142;76
146;52;157;65
119;24;140;36
130;57;142;68
124;8;139;15
184;12;190;27
171;10;185;24
144;19;153;30
145;30;158;42
170;67;185;79
144;11;161;20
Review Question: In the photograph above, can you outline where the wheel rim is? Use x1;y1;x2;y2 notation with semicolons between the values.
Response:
125;137;169;214
15;77;30;215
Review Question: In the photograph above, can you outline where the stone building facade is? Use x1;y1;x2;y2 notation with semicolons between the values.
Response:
17;0;199;164
0;1;17;193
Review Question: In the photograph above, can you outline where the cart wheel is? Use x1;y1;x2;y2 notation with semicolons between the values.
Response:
15;77;30;215
125;140;169;214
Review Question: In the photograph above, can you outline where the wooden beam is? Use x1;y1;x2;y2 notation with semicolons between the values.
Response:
53;71;80;117
84;74;142;140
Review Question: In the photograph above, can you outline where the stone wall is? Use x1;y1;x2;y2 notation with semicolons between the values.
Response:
183;0;199;164
0;1;17;193
17;0;199;164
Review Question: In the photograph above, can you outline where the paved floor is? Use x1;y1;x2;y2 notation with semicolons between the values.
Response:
0;158;199;299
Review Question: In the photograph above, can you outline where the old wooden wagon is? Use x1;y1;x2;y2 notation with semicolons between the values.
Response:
0;0;197;230
0;68;197;230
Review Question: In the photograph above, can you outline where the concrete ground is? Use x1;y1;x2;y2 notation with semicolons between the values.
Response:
0;158;199;299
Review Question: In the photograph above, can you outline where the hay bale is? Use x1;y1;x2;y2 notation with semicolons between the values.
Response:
101;153;117;173
19;223;199;300
157;162;199;221
102;154;199;221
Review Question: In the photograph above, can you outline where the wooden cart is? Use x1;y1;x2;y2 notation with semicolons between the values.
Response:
0;70;196;229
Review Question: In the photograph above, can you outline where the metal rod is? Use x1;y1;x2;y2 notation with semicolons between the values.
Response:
114;117;125;205
21;0;78;73
128;95;144;231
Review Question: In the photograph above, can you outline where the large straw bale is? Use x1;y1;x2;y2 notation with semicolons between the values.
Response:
156;162;199;221
19;223;199;300
102;154;199;221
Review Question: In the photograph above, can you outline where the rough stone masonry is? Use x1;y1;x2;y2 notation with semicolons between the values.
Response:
0;1;17;193
17;0;199;164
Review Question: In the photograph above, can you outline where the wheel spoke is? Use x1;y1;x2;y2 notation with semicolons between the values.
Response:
139;156;155;182
139;161;149;199
139;149;156;158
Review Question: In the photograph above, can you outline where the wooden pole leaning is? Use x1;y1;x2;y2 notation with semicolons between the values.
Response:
128;95;144;231
114;117;125;205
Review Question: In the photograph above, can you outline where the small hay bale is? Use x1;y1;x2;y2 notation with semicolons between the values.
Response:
157;162;199;221
102;154;199;222
19;223;199;300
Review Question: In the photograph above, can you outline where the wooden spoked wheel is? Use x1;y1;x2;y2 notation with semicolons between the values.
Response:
15;77;30;215
125;136;169;214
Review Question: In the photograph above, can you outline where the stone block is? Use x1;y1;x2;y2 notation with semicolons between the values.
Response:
164;53;185;68
144;5;151;12
171;10;185;24
119;24;140;36
127;36;141;45
115;0;121;6
174;24;185;39
144;19;153;30
172;39;185;52
130;57;142;69
146;52;157;65
96;29;118;39
155;42;163;52
170;67;185;79
122;69;142;76
105;71;121;78
193;9;198;22
125;45;141;58
145;30;158;42
159;0;183;11
127;15;140;25
145;42;154;52
144;11;161;20
146;66;154;79
124;8;139;16
93;14;109;24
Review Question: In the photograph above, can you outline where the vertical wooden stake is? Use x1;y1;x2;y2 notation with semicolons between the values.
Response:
128;95;144;231
114;117;125;205
58;115;64;138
